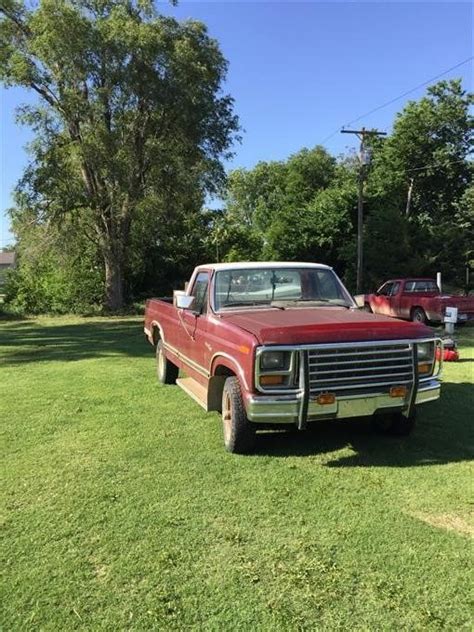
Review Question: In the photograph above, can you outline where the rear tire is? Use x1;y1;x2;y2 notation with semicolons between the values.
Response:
411;307;427;324
373;410;416;436
156;340;179;384
222;377;256;454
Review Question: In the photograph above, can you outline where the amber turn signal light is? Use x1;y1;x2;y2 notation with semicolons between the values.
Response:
260;375;285;386
316;393;336;405
390;386;407;398
418;362;432;375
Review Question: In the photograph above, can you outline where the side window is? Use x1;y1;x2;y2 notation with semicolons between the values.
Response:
378;282;393;296
390;282;401;296
405;281;416;292
414;281;428;293
192;272;209;313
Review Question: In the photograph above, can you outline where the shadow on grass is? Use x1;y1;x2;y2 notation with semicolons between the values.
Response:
0;318;149;364
255;382;473;467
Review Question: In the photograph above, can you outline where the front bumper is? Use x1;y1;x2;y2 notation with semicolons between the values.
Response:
245;379;441;424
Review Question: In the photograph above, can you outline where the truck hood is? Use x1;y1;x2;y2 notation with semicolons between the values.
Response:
220;307;433;345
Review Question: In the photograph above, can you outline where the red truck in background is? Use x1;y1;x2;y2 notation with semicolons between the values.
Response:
144;263;442;453
361;278;474;324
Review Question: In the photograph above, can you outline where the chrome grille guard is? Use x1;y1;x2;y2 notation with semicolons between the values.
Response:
255;338;443;428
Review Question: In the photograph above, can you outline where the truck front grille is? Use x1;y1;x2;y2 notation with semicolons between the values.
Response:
308;343;414;394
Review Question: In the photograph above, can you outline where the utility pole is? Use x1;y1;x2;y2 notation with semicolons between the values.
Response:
341;127;386;293
405;177;414;216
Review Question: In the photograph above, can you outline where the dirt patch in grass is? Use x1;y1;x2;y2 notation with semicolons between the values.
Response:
411;512;474;537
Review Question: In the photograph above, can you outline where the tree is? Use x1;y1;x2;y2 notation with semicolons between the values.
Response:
217;146;337;262
366;79;473;285
5;205;104;313
264;164;357;280
0;0;239;309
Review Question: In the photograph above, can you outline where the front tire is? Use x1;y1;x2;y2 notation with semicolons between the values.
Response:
156;340;179;384
411;307;427;324
222;377;256;454
373;410;416;436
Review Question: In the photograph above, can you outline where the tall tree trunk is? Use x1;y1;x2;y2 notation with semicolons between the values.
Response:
104;250;124;311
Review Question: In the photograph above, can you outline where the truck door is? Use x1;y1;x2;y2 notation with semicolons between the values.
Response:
372;282;394;315
178;271;210;382
388;281;401;317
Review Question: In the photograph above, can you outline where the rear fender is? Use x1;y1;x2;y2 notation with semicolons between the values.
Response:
147;320;164;346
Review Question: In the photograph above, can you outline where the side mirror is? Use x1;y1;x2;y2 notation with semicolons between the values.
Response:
174;290;195;310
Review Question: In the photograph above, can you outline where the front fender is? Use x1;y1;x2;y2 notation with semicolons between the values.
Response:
210;353;251;393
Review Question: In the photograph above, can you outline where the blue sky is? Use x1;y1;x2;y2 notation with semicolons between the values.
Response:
0;1;472;246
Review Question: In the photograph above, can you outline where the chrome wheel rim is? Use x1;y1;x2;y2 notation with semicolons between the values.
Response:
158;349;164;378
223;392;232;444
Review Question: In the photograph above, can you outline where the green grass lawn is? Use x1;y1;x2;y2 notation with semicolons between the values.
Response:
1;316;473;631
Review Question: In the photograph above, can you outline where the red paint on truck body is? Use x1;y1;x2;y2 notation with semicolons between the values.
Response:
220;307;428;345
363;278;474;323
145;266;435;398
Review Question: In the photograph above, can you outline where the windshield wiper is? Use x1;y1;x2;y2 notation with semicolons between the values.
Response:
220;301;285;310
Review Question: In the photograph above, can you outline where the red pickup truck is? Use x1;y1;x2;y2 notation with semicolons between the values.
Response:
361;278;474;324
144;263;442;453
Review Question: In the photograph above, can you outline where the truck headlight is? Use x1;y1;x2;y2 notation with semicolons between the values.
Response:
417;342;434;361
260;351;289;371
417;342;435;376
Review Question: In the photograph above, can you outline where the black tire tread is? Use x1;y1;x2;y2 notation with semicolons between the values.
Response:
373;410;416;436
411;307;427;324
222;377;256;454
156;340;179;384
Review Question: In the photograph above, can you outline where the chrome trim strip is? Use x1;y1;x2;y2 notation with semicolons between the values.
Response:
298;350;310;430
245;380;441;423
309;347;412;356
309;355;412;366
417;379;440;392
256;337;440;351
163;341;209;378
309;379;413;392
310;363;412;375
309;370;413;382
407;344;418;417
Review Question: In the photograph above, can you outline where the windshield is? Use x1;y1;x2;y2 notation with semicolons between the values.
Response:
214;267;353;310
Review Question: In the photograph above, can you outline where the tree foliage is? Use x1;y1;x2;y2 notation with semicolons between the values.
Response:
365;80;473;285
1;16;472;318
1;0;239;309
215;80;472;293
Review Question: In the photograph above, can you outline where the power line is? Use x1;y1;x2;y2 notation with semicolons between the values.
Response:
318;56;473;146
375;159;471;178
343;56;473;129
405;158;470;174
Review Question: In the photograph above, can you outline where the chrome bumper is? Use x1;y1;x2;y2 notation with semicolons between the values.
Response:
245;379;441;424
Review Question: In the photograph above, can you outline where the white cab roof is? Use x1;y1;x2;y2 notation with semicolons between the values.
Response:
198;261;332;271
